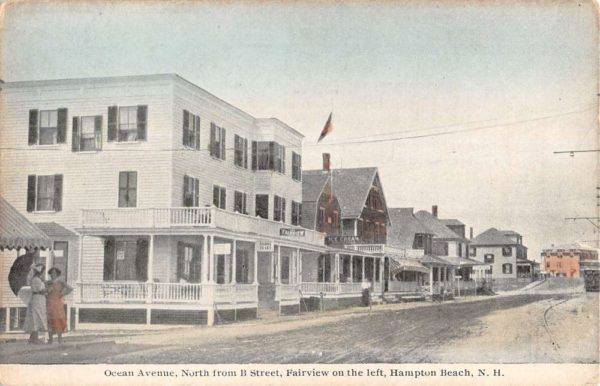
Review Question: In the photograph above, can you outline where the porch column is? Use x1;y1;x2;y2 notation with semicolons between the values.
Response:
372;257;376;282
437;266;442;283
335;254;340;283
231;240;237;284
429;268;434;295
209;235;215;283
276;245;281;284
202;235;209;283
297;248;301;284
77;235;84;302
253;243;258;285
147;235;155;282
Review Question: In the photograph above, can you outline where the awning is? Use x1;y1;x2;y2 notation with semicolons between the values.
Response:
443;256;488;267
0;197;51;250
389;256;430;275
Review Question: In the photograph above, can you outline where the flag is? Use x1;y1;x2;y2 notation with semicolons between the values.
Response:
318;112;333;142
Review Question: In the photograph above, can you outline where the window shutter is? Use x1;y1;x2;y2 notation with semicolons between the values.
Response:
53;174;63;212
220;188;226;210
282;146;286;174
183;175;189;206
251;141;257;170
194;115;201;150
107;106;118;141
137;105;147;141
94;115;103;150
182;110;189;146
71;117;80;152
221;127;226;160
194;179;199;207
298;155;302;181
282;198;286;222
176;242;184;279
27;175;36;212
210;123;216;157
269;142;275;170
243;138;248;168
56;108;68;143
28;109;39;145
213;186;219;207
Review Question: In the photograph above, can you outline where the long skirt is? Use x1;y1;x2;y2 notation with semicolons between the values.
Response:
23;294;47;333
47;295;67;333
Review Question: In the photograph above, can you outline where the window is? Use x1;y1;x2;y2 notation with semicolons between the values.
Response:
28;109;68;146
234;191;247;214
72;116;102;152
274;195;286;222
252;141;285;173
183;175;199;207
213;185;226;209
502;263;513;274
118;171;137;208
26;174;63;212
333;210;339;230
177;242;201;282
255;194;269;219
234;135;248;168
291;201;302;226
182;110;200;150
484;254;494;263
414;234;425;249
318;207;326;227
292;152;302;181
107;105;147;142
502;246;512;256
470;247;476;257
210;123;226;160
103;237;148;281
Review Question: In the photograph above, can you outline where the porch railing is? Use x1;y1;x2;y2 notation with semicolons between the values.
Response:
387;280;420;293
78;282;258;305
300;282;366;296
81;207;325;245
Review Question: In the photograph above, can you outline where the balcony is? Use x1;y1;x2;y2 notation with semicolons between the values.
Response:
345;244;424;257
81;207;325;245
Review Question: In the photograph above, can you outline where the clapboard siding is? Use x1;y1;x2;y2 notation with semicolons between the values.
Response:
80;236;105;282
0;77;175;231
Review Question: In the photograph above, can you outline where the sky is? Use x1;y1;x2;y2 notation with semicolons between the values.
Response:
1;1;598;261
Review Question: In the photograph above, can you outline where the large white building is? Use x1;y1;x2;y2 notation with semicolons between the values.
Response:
0;74;382;328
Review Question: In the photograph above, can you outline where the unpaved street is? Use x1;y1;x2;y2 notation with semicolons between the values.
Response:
1;280;597;364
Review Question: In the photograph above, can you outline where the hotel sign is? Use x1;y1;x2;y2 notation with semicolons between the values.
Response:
258;240;274;252
325;235;361;245
280;228;306;237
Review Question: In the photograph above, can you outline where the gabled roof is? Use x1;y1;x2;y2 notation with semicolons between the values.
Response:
0;197;51;250
414;210;467;241
36;222;77;238
301;171;331;203
471;228;517;246
329;167;388;220
387;208;433;249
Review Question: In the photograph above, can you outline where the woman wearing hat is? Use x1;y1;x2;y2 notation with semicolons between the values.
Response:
46;267;73;344
23;263;47;344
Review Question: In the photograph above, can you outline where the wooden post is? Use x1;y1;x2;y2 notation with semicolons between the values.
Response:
209;235;215;283
77;235;84;303
361;256;365;282
334;254;340;283
5;307;10;332
253;243;259;285
349;255;354;283
202;235;209;283
231;240;237;284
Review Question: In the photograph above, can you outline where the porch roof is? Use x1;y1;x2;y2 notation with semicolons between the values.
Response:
389;256;430;274
517;258;539;266
0;197;51;250
442;256;487;267
419;255;457;267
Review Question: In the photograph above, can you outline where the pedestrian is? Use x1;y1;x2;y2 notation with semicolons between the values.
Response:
23;263;47;344
46;267;73;344
361;279;371;307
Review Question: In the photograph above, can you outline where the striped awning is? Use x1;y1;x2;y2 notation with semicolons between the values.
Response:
389;256;430;275
0;197;51;250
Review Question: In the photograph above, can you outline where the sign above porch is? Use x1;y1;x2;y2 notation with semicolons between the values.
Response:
280;228;305;237
257;239;274;252
325;235;361;245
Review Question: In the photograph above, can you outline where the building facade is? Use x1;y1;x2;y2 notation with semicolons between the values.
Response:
542;243;599;278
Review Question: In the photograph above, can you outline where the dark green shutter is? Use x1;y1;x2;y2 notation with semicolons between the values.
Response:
182;110;189;146
71;117;80;152
268;142;275;170
282;198;286;222
53;174;63;212
28;109;38;145
220;188;226;209
210;123;216;157
221;127;226;160
137;105;147;141
194;179;199;207
107;106;118;141
183;175;189;206
282;146;286;174
94;115;103;150
56;108;68;143
251;141;257;170
243;138;248;168
213;186;219;207
194;115;201;150
27;175;36;212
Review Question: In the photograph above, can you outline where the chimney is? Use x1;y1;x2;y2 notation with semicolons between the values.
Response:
432;205;438;218
322;153;331;171
469;227;473;240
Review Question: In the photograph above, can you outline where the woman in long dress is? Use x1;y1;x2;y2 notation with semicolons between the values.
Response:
46;267;73;344
23;263;47;344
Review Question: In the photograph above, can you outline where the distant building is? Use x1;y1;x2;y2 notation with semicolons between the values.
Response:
542;243;599;278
